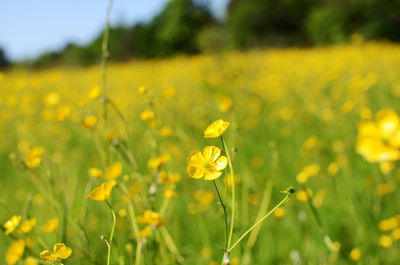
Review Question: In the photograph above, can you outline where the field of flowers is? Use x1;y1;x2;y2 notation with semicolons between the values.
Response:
1;41;400;265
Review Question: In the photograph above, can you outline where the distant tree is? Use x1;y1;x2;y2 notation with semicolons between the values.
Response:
226;0;313;48
0;47;10;70
150;0;215;55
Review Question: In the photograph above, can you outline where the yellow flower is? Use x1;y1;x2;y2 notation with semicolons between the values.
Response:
88;84;100;99
104;162;122;179
138;85;147;94
186;146;227;180
24;257;38;265
42;218;59;232
24;147;44;169
82;115;97;129
56;105;71;121
89;167;103;178
5;240;25;265
375;109;400;139
137;210;165;227
163;189;178;198
88;181;117;202
349;247;361;261
139;225;152;238
4;215;21;235
159;171;181;185
379;235;392;248
40;243;72;263
147;154;170;171
20;218;37;233
204;119;230;138
140;110;154;121
158;126;173;137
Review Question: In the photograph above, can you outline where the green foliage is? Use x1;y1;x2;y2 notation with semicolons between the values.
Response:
0;47;10;70
305;6;347;45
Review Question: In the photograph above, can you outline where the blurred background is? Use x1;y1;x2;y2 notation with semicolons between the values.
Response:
1;0;399;69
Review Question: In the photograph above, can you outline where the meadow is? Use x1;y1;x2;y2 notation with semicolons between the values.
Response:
1;40;400;265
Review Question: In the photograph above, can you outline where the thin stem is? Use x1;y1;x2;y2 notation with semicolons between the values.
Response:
135;241;142;265
220;136;235;250
105;200;117;265
100;0;113;165
227;193;290;252
212;180;228;251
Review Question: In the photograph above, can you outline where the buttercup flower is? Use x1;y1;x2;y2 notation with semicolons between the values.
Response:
42;218;59;232
4;215;21;235
204;119;230;138
186;146;227;180
5;240;25;265
20;218;37;233
104;162;122;179
40;243;72;263
88;180;117;202
24;147;44;168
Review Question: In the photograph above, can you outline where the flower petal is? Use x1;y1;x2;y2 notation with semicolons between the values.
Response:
215;155;227;171
204;171;222;181
54;243;72;260
186;151;204;166
187;166;205;179
202;146;221;162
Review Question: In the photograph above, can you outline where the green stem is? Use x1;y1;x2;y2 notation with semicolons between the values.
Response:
227;193;290;252
212;180;228;251
100;0;113;165
105;200;117;265
220;136;235;250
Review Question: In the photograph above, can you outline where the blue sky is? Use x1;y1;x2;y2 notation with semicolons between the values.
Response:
0;0;229;61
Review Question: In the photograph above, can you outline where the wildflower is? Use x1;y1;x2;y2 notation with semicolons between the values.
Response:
147;154;170;171
23;257;38;265
89;167;103;178
378;217;398;232
159;171;181;185
5;240;25;265
392;228;400;241
296;164;320;184
163;189;178;198
139;225;152;238
140;110;154;121
158;126;172;137
4;215;21;235
138;85;147;94
204;119;230;138
45;92;59;106
104;162;122;179
88;85;100;99
56;105;71;121
42;218;59;232
20;218;37;233
40;243;72;263
137;210;165;227
24;146;44;168
88;181;117;202
349;247;361;261
163;86;176;99
327;162;339;176
218;97;232;112
379;235;392;248
186;146;227;180
82;115;97;129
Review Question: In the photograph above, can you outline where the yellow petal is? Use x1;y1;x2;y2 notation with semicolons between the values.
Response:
187;166;205;179
88;186;106;202
186;151;204;166
6;240;25;265
214;155;227;171
202;146;221;162
204;171;222;180
54;243;72;260
39;250;56;262
204;119;230;138
104;162;122;179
